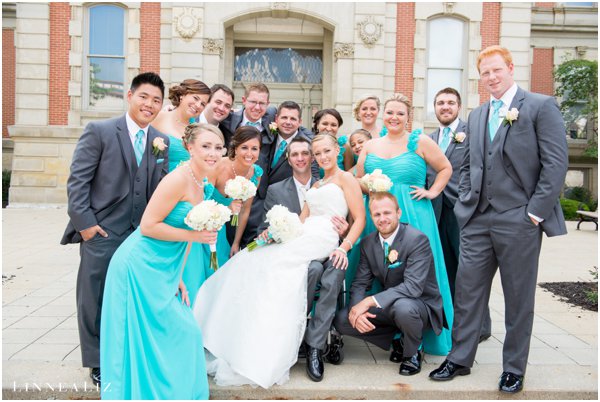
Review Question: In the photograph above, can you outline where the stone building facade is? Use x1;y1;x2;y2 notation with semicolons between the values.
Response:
2;2;598;205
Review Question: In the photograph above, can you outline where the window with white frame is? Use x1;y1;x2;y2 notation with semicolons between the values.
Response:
85;4;126;110
426;17;465;121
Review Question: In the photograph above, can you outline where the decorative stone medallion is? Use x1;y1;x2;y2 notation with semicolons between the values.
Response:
357;16;383;48
175;7;201;39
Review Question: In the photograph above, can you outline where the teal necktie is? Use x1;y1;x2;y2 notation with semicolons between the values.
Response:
383;241;389;266
271;139;287;168
488;100;503;141
439;126;451;153
134;129;144;166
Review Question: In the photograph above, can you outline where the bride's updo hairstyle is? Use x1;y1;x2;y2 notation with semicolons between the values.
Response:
182;123;225;150
312;132;339;150
228;125;261;161
168;79;211;107
383;93;413;120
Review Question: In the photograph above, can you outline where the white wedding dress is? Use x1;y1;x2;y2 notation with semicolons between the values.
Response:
193;183;348;388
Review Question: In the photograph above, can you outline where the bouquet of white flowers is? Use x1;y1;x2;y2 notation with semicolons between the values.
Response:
224;176;257;226
247;205;303;251
184;200;232;270
360;169;393;192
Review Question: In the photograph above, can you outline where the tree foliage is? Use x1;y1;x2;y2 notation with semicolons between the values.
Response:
554;59;598;158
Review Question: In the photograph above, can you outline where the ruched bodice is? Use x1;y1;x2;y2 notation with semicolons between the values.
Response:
164;201;193;229
167;135;189;172
306;183;348;218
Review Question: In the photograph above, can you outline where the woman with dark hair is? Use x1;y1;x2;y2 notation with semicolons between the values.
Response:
211;125;263;259
151;79;211;172
312;108;354;172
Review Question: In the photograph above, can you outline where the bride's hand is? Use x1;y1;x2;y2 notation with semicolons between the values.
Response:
229;199;243;215
192;230;217;245
409;185;438;200
177;280;190;307
257;229;271;243
329;248;348;270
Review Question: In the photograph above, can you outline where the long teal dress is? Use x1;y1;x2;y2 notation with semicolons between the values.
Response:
208;164;264;265
167;135;213;305
100;201;209;400
363;130;454;356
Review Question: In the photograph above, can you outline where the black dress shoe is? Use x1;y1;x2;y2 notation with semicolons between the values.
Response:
479;333;492;343
90;367;101;386
306;346;324;382
429;359;471;381
499;371;524;393
399;350;422;376
389;338;404;363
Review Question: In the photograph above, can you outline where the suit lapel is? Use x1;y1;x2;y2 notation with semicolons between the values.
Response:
382;224;406;283
369;234;386;282
476;103;490;159
285;178;302;214
145;127;158;187
115;115;135;179
498;87;525;158
431;128;440;144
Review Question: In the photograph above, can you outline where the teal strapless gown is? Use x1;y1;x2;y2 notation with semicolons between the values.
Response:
167;135;214;305
363;130;453;356
100;202;209;400
207;164;264;265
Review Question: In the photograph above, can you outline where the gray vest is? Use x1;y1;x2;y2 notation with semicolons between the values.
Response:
478;129;529;213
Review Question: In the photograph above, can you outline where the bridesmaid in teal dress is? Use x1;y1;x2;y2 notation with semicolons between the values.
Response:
151;79;220;305
353;94;388;139
312;108;354;173
100;124;225;399
212;126;262;258
356;94;454;356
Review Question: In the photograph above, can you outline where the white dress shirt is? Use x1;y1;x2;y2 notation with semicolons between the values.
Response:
198;112;209;125
488;82;518;133
241;113;264;132
438;118;461;145
293;176;311;206
125;113;148;150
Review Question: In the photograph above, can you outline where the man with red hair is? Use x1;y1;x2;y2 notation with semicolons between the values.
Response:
429;46;568;393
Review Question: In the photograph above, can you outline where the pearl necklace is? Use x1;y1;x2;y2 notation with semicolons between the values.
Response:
232;163;252;179
186;162;205;190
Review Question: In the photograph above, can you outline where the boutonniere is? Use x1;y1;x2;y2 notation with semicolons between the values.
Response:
269;122;278;135
502;108;519;126
152;137;168;157
451;131;466;143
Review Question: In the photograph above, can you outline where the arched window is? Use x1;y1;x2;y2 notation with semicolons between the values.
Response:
426;17;465;121
85;4;126;110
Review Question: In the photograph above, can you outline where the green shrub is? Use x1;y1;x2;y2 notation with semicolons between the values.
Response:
564;186;598;212
560;198;589;220
2;169;10;208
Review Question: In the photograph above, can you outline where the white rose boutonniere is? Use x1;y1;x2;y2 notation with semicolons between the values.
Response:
452;131;466;144
503;108;519;126
269;122;278;135
152;137;168;157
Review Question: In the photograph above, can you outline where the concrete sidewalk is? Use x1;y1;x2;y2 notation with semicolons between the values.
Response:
2;208;598;399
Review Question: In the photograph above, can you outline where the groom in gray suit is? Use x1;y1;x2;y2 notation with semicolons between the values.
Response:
258;136;348;382
426;87;491;341
429;46;568;393
60;72;169;386
334;192;446;376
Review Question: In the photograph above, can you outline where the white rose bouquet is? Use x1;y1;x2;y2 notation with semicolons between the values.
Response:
224;176;257;226
247;205;303;251
184;200;232;270
360;169;393;193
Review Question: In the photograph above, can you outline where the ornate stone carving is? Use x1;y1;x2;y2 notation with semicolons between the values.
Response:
271;2;290;10
576;46;588;58
357;16;383;48
334;42;355;61
203;38;224;57
443;2;456;15
174;7;201;39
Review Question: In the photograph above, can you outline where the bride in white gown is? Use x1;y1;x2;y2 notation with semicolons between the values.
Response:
193;133;365;388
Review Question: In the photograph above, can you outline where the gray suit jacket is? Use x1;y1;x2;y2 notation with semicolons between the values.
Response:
61;115;169;244
426;119;468;219
350;224;446;335
257;176;317;234
219;106;277;149
454;87;568;237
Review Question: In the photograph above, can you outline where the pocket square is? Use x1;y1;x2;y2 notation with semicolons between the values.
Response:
388;261;402;269
156;158;164;164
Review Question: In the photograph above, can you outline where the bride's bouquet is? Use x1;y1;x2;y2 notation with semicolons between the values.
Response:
247;205;303;251
360;169;393;193
184;200;232;270
224;176;257;226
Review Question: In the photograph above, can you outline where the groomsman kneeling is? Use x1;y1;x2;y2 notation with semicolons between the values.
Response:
334;192;446;376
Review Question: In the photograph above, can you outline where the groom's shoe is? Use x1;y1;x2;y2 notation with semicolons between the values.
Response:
429;359;470;381
389;338;404;363
399;350;422;376
498;371;524;393
306;346;324;382
90;367;101;387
